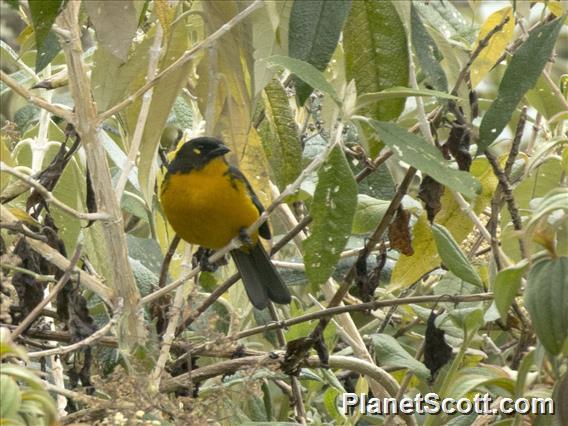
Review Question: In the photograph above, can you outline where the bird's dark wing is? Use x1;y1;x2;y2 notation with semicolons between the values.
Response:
227;165;271;239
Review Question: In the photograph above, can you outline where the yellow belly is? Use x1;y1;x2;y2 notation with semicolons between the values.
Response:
160;158;260;249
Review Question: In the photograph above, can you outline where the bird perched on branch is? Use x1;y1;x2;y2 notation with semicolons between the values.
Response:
160;137;291;309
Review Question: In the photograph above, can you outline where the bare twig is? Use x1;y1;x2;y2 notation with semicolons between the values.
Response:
11;246;83;339
452;15;512;95
0;70;74;123
0;264;55;282
486;152;526;259
163;353;401;398
149;245;191;389
28;299;123;358
234;293;494;340
114;23;164;201
97;0;263;122
0;163;111;221
505;106;527;179
267;303;307;425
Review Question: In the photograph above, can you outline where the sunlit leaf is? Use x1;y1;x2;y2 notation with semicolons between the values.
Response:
391;158;498;288
470;6;515;89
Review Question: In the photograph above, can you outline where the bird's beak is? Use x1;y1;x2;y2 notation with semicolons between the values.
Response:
210;144;230;157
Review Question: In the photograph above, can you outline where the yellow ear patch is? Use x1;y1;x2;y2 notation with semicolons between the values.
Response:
193;148;201;155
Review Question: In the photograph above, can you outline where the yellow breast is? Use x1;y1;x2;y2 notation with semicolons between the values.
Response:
160;157;260;249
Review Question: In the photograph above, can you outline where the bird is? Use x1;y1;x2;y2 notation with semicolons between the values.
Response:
160;136;291;309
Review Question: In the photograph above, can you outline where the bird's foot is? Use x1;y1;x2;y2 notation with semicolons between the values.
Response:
192;247;227;272
238;227;254;248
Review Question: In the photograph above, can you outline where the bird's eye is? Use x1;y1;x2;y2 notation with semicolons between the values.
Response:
193;148;201;155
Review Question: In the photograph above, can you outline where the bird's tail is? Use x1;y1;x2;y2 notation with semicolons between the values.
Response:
231;244;291;309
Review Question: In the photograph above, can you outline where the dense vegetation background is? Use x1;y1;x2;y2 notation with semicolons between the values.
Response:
0;0;567;425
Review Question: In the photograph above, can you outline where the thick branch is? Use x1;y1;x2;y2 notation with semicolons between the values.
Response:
58;0;144;349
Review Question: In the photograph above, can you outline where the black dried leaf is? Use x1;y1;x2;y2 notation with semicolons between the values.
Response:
445;121;472;172
423;311;452;381
312;329;329;367
389;207;414;256
355;246;386;302
418;176;445;222
85;165;96;228
27;125;81;217
12;239;46;322
282;336;314;376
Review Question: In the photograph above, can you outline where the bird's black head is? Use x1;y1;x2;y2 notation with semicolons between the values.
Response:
167;137;230;174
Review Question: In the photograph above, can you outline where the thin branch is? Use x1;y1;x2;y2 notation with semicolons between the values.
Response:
505;106;527;179
97;0;264;122
452;14;512;95
234;293;494;340
0;163;111;221
267;302;307;425
315;166;417;328
0;70;75;123
149;246;190;389
11;246;83;339
486;152;526;259
28;299;122;358
114;23;164;202
0;264;56;282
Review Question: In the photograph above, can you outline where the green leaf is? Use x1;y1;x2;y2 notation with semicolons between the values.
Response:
0;375;22;418
84;0;138;61
263;55;339;102
34;31;61;73
28;0;62;73
413;0;474;43
0;365;43;390
524;256;568;355
432;224;483;287
356;87;461;110
370;334;430;381
366;120;481;199
493;261;528;320
343;0;409;121
410;4;448;92
303;146;357;290
352;194;389;235
288;0;351;103
323;388;346;423
478;17;564;152
91;32;153;112
259;79;302;190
